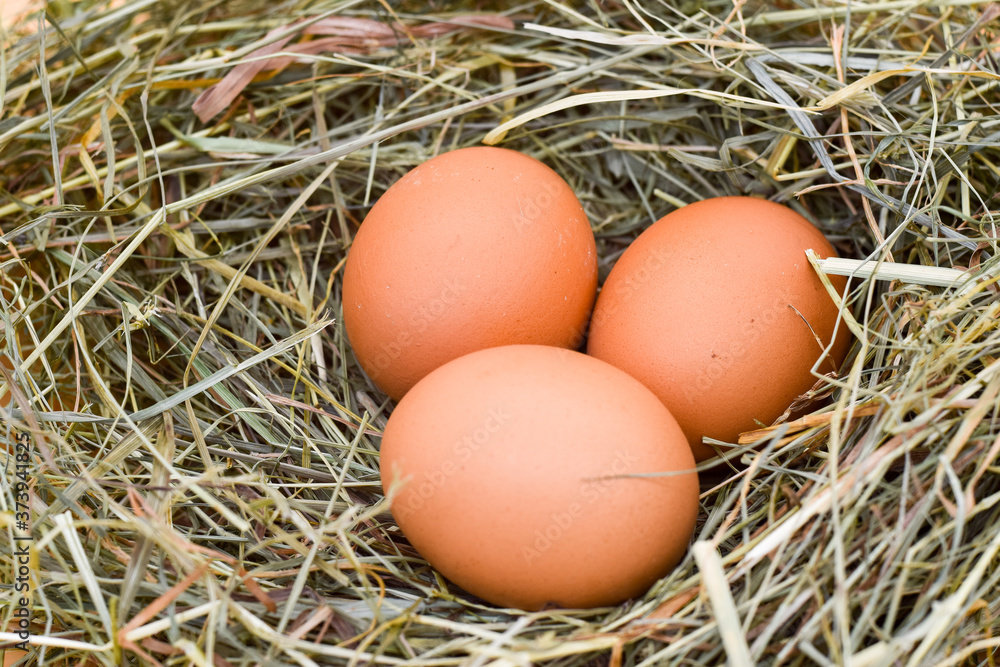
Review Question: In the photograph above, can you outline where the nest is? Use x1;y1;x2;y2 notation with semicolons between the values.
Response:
1;1;999;665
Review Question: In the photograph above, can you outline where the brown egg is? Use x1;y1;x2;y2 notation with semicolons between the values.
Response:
587;197;850;461
343;147;597;401
380;344;699;611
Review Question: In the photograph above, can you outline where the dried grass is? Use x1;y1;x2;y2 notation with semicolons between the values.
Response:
1;1;999;665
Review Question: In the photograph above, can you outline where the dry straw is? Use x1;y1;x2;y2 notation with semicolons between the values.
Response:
1;1;999;665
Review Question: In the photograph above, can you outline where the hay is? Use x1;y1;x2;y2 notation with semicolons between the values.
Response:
1;0;998;665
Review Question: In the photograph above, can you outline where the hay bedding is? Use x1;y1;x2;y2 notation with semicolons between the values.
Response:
0;0;998;665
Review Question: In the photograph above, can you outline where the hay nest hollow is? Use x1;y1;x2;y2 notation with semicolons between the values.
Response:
1;1;999;665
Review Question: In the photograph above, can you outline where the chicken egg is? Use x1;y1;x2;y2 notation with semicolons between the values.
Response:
343;147;597;401
587;197;850;461
379;344;699;610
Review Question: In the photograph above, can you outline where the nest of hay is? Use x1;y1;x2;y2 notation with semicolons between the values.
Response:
2;1;999;665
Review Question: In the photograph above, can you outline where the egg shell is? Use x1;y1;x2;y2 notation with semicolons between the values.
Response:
380;344;699;611
343;147;598;401
587;197;850;461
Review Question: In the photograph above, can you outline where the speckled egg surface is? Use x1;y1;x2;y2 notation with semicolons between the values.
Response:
379;344;699;611
343;147;597;401
587;197;850;461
